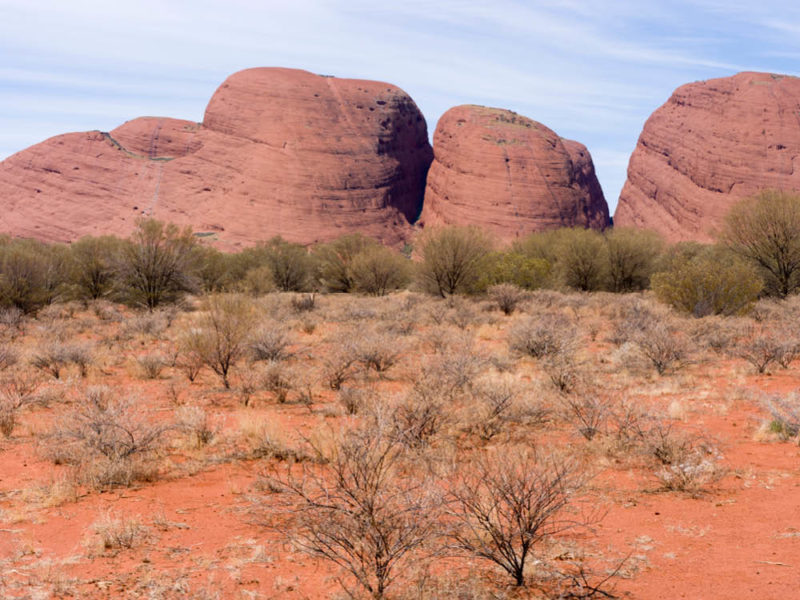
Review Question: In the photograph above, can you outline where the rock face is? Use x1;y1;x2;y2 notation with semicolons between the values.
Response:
615;72;800;242
418;105;609;240
0;68;432;248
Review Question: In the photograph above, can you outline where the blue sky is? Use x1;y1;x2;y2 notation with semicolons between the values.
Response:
2;0;800;214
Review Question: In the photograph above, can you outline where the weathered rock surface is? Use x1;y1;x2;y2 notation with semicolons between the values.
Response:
0;67;432;248
418;105;609;240
615;71;800;242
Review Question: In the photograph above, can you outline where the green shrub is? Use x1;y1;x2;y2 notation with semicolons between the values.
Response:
722;190;800;297
68;235;123;300
0;239;69;313
417;226;493;297
604;228;664;292
351;246;410;296
480;251;551;290
651;244;762;317
314;233;378;293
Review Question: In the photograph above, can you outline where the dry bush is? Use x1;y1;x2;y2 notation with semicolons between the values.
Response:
560;394;610;441
690;316;749;355
509;313;576;359
175;343;204;382
0;375;42;437
121;309;171;338
630;317;691;376
337;386;375;416
180;294;258;389
261;360;298;404
542;351;584;393
321;334;360;390
290;292;317;313
238;416;304;461
0;306;25;337
354;326;407;375
0;343;19;371
175;405;217;448
731;327;785;374
653;448;726;496
90;511;150;551
446;447;588;587
389;388;450;450
136;353;168;379
262;427;440;600
31;341;94;379
249;322;292;362
463;373;522;441
46;386;171;490
764;393;800;441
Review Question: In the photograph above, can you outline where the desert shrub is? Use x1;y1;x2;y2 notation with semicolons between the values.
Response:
321;334;360;390
179;294;257;389
0;306;25;337
91;511;150;551
31;341;94;379
314;233;380;293
67;235;123;300
351;245;411;296
259;237;315;292
604;228;664;292
480;251;551;290
136;353;168;380
263;428;439;600
542;350;583;393
122;309;171;338
630;315;691;375
508;313;576;359
464;374;521;441
290;292;317;312
551;228;609;291
47;386;170;489
721;190;800;297
241;265;276;296
732;327;784;374
560;394;609;440
0;343;19;371
116;219;198;310
249;322;292;362
651;244;762;317
354;326;406;374
488;283;527;315
175;405;216;447
261;360;297;403
192;245;236;293
764;393;800;441
447;447;587;587
653;448;725;496
416;226;493;297
0;379;41;437
0;239;69;313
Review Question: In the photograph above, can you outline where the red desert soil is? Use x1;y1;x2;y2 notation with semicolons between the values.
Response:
615;71;800;243
419;105;610;240
0;67;433;249
0;294;799;599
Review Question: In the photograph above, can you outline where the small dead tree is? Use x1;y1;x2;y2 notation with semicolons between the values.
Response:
263;429;439;599
447;448;587;587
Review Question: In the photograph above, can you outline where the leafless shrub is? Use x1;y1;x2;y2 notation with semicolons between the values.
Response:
337;386;374;416
0;377;42;437
136;353;168;379
691;316;748;355
0;343;19;371
731;328;784;374
290;292;317;313
653;448;726;496
321;335;360;390
464;374;521;441
31;341;94;379
542;352;583;393
175;405;216;447
122;310;170;338
261;360;297;404
46;386;171;490
764;393;800;441
262;428;439;599
354;327;406;374
390;388;449;450
489;283;527;315
509;313;576;359
249;323;292;362
90;511;150;551
560;395;609;441
630;317;691;376
446;447;589;587
175;345;204;382
0;306;25;337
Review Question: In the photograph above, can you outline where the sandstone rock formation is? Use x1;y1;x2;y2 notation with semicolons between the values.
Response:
418;105;609;240
0;68;432;248
615;72;800;242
